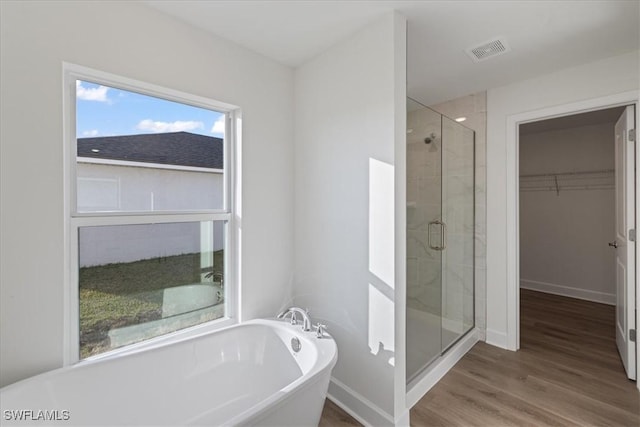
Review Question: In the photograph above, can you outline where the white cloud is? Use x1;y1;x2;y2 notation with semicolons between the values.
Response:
136;119;204;133
82;129;99;137
210;116;225;136
76;81;109;102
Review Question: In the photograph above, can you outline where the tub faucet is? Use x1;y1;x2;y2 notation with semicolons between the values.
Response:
277;307;312;332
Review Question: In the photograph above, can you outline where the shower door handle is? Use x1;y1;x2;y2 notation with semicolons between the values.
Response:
428;220;440;250
428;220;446;251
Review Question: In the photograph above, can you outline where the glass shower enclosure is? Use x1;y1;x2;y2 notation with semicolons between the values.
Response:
406;98;475;383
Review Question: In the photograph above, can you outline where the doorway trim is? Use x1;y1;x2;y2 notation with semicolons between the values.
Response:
505;91;639;381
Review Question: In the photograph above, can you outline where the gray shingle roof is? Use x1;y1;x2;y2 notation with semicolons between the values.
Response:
77;132;223;169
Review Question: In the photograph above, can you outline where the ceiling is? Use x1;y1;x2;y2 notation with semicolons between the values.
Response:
520;106;626;135
143;1;639;105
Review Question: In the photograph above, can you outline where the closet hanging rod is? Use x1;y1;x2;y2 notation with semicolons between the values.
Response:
521;175;614;183
520;184;614;192
519;169;614;179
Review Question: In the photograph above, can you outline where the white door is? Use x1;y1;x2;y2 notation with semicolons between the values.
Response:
614;105;636;380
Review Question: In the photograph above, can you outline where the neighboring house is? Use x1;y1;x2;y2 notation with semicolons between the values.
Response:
77;132;224;267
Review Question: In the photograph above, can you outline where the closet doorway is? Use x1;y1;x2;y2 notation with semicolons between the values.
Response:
518;105;637;381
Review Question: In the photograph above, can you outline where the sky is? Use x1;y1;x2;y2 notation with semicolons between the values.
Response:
76;80;225;139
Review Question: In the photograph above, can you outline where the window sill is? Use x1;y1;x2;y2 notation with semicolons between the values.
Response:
76;316;236;366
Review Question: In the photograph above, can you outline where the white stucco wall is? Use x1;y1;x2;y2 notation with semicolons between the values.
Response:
79;221;225;267
77;162;224;267
77;162;224;212
0;1;294;386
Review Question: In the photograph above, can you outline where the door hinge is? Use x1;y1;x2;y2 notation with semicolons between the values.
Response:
630;329;636;342
630;229;636;242
629;129;636;142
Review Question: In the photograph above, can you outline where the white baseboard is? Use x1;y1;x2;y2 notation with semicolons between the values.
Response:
405;328;480;409
395;408;410;427
520;279;615;305
485;328;509;349
327;377;394;427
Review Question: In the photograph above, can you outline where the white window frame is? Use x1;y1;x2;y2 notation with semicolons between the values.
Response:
62;63;239;365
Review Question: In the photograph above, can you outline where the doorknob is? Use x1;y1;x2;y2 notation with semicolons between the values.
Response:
608;241;618;248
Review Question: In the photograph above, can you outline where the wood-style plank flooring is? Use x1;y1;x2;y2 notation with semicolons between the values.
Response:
319;399;361;427
319;289;639;426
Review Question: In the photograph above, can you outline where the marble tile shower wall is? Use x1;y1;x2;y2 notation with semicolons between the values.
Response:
432;92;487;338
407;107;442;317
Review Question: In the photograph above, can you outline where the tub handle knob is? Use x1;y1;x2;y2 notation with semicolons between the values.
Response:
277;310;299;325
314;323;327;339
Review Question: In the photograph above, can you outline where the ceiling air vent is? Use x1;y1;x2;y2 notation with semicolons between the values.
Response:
465;37;510;62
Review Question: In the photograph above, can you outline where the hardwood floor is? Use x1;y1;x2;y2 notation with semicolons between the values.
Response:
319;399;361;427
319;289;640;426
412;289;639;426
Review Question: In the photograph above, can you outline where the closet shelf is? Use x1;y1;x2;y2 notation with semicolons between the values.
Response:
519;169;614;194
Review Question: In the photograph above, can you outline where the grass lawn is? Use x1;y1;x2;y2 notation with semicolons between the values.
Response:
79;251;223;358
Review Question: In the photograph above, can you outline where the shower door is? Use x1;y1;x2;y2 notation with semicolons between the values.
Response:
406;98;475;383
440;115;475;351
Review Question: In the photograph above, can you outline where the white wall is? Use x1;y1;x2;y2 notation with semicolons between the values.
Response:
519;123;616;304
486;50;639;349
0;1;294;386
293;12;407;426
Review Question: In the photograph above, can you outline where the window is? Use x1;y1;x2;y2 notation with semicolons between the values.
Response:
65;65;237;361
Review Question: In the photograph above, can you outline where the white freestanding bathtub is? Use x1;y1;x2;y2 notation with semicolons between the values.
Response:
0;319;337;426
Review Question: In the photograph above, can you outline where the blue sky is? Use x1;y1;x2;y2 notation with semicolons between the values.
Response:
76;80;225;139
